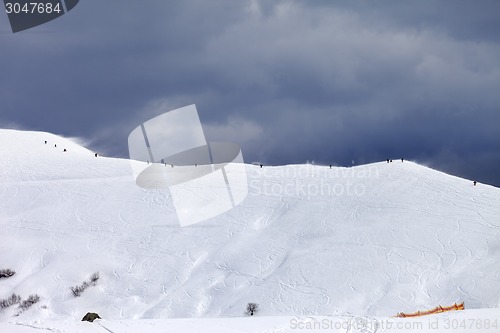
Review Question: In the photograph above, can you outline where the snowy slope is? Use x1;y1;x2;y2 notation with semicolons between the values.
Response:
1;129;499;323
1;309;500;333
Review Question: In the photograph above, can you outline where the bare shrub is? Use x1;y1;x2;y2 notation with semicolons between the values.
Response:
0;293;21;309
245;302;259;316
90;272;100;285
19;294;40;310
70;285;85;297
70;272;100;297
0;269;15;279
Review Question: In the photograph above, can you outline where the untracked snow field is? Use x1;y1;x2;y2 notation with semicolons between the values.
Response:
1;129;499;331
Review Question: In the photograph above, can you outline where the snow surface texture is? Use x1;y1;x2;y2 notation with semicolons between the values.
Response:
1;129;499;325
1;309;500;333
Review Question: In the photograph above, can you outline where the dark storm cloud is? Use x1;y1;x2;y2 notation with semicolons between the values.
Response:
1;0;499;186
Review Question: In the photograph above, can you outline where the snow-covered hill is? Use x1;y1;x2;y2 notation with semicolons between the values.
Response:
1;129;499;325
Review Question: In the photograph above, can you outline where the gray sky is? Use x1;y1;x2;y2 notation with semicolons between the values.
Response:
1;0;499;186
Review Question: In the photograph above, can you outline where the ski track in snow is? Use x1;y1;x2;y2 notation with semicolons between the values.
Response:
0;129;499;323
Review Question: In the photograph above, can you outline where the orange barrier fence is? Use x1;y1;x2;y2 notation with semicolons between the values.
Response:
395;302;464;318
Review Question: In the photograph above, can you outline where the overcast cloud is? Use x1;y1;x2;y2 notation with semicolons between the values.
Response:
1;0;499;186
